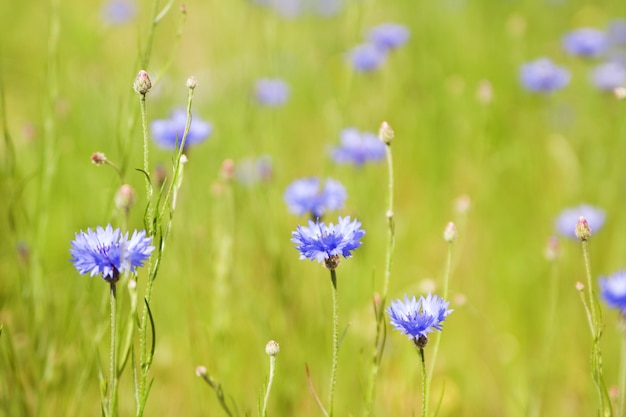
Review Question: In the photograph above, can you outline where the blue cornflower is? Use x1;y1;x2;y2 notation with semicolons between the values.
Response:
101;0;136;25
555;204;605;239
600;270;626;312
284;177;346;218
387;294;453;346
151;109;212;151
255;78;290;107
591;62;626;91
368;23;410;51
70;224;154;282
331;127;386;166
348;43;387;72
291;216;365;268
520;58;570;92
563;28;607;57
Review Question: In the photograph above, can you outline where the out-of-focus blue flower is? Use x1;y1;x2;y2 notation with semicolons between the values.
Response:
316;0;343;16
555;204;605;239
151;110;212;151
387;294;453;343
520;58;570;92
368;23;410;51
101;0;136;25
348;43;387;72
291;216;365;266
284;177;346;218
331;128;386;166
255;78;290;107
591;62;626;91
70;224;154;281
563;28;607;57
600;270;626;312
608;19;626;46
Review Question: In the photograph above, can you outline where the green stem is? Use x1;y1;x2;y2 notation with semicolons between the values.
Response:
619;317;626;417
329;269;339;417
419;347;427;417
137;275;155;417
262;355;276;417
139;94;153;235
381;143;395;299
582;241;598;331
109;283;119;417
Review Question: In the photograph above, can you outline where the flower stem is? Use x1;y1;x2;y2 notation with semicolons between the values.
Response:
419;347;427;417
139;93;153;236
108;283;119;417
262;355;277;417
582;241;598;331
329;269;339;417
619;317;626;417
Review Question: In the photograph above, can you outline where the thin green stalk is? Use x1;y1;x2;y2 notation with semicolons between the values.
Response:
582;241;598;331
329;269;339;417
419;347;427;417
262;355;277;417
108;283;119;417
619;317;626;417
381;143;395;299
138;94;153;235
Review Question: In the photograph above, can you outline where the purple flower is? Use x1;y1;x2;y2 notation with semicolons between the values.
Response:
600;270;626;312
291;216;365;265
331;128;386;166
563;28;607;57
151;109;212;151
348;43;387;72
520;58;570;92
255;78;290;107
555;204;605;239
608;19;626;46
101;0;136;25
284;177;346;218
387;294;453;344
368;23;410;51
591;62;626;90
70;225;154;282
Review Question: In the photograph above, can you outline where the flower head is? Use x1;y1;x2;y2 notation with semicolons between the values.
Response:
291;216;365;268
591;62;626;91
368;23;410;51
331;128;386;166
563;28;607;57
151;109;212;150
70;225;154;282
101;0;136;25
255;78;290;107
284;177;346;218
387;294;453;345
347;43;387;72
555;204;605;239
520;58;570;92
600;270;626;312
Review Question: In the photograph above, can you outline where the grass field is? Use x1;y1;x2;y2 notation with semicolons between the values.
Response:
2;0;626;416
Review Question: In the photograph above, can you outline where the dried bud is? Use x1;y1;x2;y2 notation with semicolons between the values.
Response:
575;216;592;241
220;159;235;181
133;70;152;95
195;366;208;377
576;281;585;292
115;184;136;212
379;121;394;145
91;152;107;165
544;236;560;261
265;340;280;357
186;76;197;90
443;221;457;243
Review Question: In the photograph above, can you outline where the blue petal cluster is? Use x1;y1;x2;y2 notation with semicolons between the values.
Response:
101;0;136;25
608;19;626;46
387;294;453;342
151;109;212;151
331;128;386;166
255;78;290;107
555;204;606;239
291;216;365;263
348;43;387;72
284;177;346;218
591;62;626;90
70;225;154;281
520;58;570;92
368;23;410;51
563;28;607;57
600;270;626;311
249;0;344;19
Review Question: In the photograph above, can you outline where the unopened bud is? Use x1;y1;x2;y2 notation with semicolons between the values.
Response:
133;70;152;95
576;281;585;291
455;194;471;214
575;216;592;241
476;79;493;104
615;87;626;100
91;152;107;165
115;184;136;212
544;236;560;261
180;4;187;14
186;76;197;90
220;159;235;181
265;340;280;357
443;222;457;243
379;121;394;145
128;279;137;290
195;366;208;377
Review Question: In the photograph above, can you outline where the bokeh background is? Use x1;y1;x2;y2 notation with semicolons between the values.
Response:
2;0;626;415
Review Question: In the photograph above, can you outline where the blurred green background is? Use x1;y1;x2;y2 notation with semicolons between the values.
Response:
2;0;626;415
